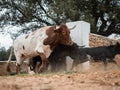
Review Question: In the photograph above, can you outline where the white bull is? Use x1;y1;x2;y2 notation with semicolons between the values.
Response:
6;24;73;74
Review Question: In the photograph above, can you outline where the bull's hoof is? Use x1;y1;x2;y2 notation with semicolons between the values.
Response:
28;71;35;75
38;66;45;73
38;69;44;73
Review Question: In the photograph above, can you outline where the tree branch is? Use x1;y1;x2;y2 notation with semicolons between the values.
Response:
32;15;52;25
7;1;26;18
38;2;60;24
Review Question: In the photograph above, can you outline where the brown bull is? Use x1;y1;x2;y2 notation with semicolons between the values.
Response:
6;24;74;74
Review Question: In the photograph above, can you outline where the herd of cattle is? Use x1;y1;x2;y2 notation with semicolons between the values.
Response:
6;24;120;75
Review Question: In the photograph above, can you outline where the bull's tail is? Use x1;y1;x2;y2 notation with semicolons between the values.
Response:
6;47;13;73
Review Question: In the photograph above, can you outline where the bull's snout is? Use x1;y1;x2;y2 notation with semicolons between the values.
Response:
67;41;73;45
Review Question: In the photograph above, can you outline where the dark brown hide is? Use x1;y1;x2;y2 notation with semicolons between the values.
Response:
43;26;57;49
43;24;73;49
58;24;72;45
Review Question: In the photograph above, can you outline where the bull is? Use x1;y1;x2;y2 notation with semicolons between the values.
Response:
6;24;74;74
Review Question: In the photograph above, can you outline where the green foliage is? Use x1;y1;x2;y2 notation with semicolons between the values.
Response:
0;47;7;61
0;0;120;37
0;47;15;61
43;0;120;36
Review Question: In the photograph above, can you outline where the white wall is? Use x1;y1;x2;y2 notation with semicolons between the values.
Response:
66;21;90;47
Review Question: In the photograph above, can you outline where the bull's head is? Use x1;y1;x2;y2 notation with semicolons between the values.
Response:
44;24;74;49
53;24;73;45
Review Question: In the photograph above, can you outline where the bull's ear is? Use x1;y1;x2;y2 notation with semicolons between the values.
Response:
117;42;120;46
54;26;60;33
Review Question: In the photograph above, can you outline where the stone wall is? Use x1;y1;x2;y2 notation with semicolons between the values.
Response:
89;33;119;47
89;33;120;61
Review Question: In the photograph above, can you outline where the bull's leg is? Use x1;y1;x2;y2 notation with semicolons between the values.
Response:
25;59;35;75
35;62;42;73
33;61;38;73
39;53;47;72
110;59;120;69
34;62;38;73
28;59;37;73
103;59;108;71
72;62;78;72
52;57;58;72
16;56;24;74
16;64;21;74
59;57;66;71
49;58;56;72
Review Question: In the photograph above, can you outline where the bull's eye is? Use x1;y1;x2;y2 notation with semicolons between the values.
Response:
62;31;66;35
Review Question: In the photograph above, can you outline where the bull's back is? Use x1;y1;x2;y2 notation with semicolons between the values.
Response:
13;26;51;57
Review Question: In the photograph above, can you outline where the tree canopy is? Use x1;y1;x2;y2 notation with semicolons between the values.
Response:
0;47;15;61
0;0;120;37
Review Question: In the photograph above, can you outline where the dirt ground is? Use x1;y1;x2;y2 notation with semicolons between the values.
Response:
0;71;120;90
0;60;120;90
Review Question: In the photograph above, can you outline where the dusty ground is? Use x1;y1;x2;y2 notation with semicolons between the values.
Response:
0;61;120;90
0;71;120;90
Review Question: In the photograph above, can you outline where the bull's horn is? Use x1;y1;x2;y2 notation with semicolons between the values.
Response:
69;25;76;30
54;26;60;29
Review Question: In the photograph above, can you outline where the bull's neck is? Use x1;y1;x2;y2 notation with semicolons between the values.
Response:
43;33;60;50
50;45;56;51
50;34;60;50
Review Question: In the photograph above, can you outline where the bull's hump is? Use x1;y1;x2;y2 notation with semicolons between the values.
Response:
13;26;52;58
31;26;51;36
